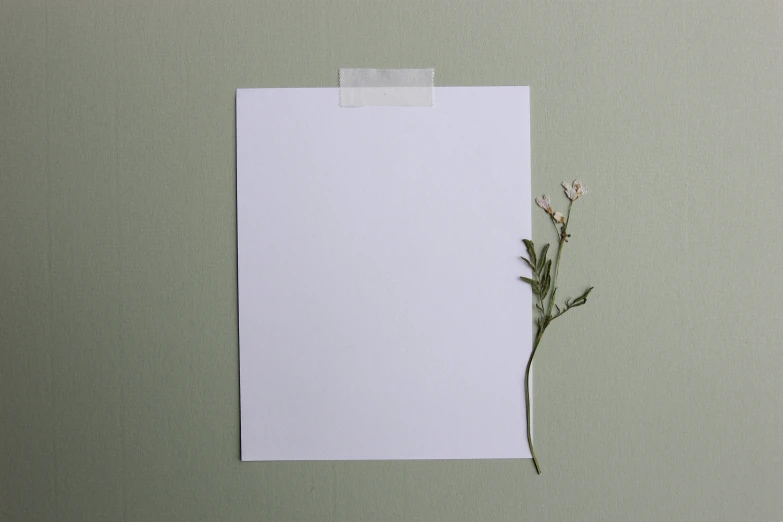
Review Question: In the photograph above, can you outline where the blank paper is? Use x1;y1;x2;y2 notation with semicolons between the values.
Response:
237;87;532;460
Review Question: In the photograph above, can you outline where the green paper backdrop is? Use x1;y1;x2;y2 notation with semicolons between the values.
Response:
2;1;781;520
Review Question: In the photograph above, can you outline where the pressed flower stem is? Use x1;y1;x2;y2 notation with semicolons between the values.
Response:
524;199;575;474
546;200;573;317
525;325;544;474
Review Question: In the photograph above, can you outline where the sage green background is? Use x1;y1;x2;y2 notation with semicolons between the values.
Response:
2;1;782;521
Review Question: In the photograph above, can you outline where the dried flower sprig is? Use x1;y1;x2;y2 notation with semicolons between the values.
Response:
521;179;594;474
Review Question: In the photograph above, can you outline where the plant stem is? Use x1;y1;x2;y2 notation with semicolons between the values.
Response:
546;200;573;318
549;215;560;236
525;324;545;474
525;199;575;474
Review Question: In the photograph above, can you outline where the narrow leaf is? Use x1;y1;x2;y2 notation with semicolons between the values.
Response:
566;288;594;309
542;261;552;297
537;244;550;274
520;277;541;294
520;256;536;271
522;239;537;267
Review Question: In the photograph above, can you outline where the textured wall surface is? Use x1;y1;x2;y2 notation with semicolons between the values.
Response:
2;1;782;521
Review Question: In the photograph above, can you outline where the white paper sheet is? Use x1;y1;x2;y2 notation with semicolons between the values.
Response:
237;87;532;461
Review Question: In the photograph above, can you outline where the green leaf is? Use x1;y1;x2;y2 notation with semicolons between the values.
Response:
520;277;541;294
564;287;594;309
572;287;594;305
538;260;552;299
519;256;536;271
578;286;595;300
537;244;550;274
522;239;536;267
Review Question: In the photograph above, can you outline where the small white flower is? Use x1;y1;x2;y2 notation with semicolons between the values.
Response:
553;211;566;223
562;179;589;200
573;179;589;196
561;181;577;201
535;195;553;214
561;181;577;200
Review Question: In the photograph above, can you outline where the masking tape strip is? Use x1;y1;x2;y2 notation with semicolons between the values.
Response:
339;68;434;107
